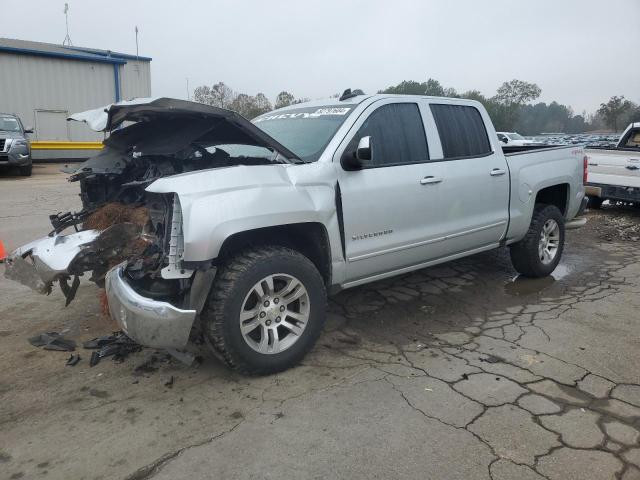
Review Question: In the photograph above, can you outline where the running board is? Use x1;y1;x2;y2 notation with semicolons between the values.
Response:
565;217;587;230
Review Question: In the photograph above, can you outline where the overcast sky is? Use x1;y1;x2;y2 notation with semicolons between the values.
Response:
4;0;639;113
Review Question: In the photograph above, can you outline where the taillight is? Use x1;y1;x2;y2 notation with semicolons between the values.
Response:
583;155;588;185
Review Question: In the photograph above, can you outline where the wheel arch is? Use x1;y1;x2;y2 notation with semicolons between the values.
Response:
215;222;333;287
534;183;570;216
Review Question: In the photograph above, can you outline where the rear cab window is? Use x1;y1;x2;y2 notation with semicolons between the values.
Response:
621;128;640;149
430;104;492;159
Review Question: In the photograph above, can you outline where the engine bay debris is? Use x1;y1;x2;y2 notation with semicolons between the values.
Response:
4;97;299;307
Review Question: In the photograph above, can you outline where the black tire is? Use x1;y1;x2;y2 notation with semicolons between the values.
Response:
18;165;32;176
201;246;327;375
510;204;565;278
587;196;603;209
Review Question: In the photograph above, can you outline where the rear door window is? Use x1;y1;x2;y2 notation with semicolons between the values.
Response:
430;104;492;159
347;103;429;167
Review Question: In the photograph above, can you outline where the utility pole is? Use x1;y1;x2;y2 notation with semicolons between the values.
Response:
135;26;139;62
63;3;73;46
186;78;190;101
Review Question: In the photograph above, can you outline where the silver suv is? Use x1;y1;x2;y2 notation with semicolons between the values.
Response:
0;113;33;176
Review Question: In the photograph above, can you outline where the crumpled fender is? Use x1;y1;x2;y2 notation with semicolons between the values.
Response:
146;162;341;263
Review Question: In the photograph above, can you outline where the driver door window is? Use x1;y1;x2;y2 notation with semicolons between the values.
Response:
345;103;429;167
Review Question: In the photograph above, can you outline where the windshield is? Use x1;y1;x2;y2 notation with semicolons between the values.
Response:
253;105;355;162
0;115;21;133
507;133;524;140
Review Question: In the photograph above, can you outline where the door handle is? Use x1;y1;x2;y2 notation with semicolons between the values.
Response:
490;168;506;176
420;176;443;185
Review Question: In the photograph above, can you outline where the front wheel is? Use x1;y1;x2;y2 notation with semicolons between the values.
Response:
510;204;565;278
18;165;32;176
201;246;327;375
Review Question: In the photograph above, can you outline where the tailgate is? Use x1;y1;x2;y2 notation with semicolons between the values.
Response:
586;149;640;188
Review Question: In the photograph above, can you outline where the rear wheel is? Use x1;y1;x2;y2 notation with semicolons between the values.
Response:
510;204;565;278
201;246;327;375
587;196;603;209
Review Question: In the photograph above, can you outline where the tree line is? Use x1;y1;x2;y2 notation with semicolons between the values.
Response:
193;79;640;134
380;79;640;134
193;83;308;120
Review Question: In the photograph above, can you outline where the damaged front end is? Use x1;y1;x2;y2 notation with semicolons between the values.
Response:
4;97;298;348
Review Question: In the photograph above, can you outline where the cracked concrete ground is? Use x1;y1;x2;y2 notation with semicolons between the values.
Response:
1;165;639;480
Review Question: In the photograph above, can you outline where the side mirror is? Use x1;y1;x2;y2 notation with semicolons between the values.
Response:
501;137;508;144
341;136;373;170
356;136;372;161
24;127;34;134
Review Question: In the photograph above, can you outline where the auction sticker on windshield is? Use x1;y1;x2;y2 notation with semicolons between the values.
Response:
253;105;356;162
255;107;352;122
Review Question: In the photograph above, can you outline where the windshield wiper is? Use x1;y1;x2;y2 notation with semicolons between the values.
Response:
270;150;307;165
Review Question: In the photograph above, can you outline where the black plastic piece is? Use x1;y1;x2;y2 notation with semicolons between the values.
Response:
339;88;365;101
49;211;88;234
66;354;81;366
84;331;141;367
28;332;76;351
60;275;81;307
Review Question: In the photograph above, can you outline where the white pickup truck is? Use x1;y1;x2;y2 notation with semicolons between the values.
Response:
585;123;640;208
496;131;535;147
5;93;588;374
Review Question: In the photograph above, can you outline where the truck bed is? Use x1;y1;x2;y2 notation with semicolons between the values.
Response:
585;147;640;189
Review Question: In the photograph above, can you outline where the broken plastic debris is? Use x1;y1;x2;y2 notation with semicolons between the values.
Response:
66;354;81;366
166;348;197;366
480;355;501;364
28;332;76;352
85;331;141;367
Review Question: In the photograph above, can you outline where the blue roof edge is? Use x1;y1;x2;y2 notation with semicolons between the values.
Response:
0;45;127;64
66;46;152;62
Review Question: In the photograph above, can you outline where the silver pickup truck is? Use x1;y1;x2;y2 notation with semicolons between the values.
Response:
5;93;587;374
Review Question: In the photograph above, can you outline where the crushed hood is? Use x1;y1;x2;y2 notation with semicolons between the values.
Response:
67;97;300;161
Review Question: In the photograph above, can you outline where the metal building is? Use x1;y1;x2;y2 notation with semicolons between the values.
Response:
0;37;152;159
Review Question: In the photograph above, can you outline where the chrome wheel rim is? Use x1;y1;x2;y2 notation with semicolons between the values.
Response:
539;219;560;265
239;273;310;354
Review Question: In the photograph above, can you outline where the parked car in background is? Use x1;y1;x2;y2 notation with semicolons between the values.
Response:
585;123;640;208
6;94;587;374
497;131;534;147
0;113;33;176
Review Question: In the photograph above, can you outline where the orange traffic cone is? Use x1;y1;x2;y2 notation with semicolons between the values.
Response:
0;240;6;263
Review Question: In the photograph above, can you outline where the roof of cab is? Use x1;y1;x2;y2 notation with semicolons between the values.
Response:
271;92;484;114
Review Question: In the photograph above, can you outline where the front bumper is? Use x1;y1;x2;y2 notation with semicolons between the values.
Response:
105;264;197;349
0;150;31;166
4;230;101;293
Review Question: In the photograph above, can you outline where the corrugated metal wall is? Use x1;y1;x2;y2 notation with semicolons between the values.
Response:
0;52;151;159
120;61;152;100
